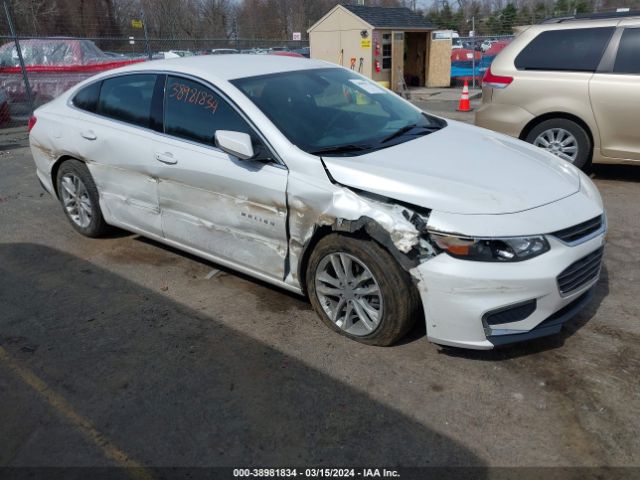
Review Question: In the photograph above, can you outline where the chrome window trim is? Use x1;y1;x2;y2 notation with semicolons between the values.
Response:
67;69;287;170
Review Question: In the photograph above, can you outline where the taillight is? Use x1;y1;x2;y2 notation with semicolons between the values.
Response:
482;67;513;89
27;116;37;133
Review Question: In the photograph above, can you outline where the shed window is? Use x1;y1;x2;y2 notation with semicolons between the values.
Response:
382;34;392;70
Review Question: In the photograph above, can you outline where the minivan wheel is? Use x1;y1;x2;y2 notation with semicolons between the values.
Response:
525;118;591;170
306;234;420;346
56;160;109;237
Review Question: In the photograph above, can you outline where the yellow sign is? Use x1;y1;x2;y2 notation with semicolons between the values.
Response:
360;39;371;48
131;19;143;28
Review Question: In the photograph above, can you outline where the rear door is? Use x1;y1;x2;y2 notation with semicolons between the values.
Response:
71;73;164;234
589;26;640;161
154;75;289;279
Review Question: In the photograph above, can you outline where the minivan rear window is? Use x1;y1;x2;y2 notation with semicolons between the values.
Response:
515;27;614;72
614;28;640;74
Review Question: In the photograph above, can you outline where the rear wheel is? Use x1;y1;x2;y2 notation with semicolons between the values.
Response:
306;234;420;346
56;160;109;237
525;118;591;170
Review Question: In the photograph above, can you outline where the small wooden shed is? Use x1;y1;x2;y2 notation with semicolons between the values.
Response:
308;4;451;92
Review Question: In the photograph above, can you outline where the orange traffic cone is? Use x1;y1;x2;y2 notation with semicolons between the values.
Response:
457;80;472;112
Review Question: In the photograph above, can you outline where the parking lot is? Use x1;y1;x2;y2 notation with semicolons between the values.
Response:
1;96;639;476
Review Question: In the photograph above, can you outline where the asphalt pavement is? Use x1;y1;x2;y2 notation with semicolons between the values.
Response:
1;110;639;474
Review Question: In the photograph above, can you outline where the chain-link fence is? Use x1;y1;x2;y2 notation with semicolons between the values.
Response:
0;1;308;129
1;0;517;130
450;35;515;88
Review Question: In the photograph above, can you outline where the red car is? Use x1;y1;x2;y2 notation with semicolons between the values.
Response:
0;38;145;123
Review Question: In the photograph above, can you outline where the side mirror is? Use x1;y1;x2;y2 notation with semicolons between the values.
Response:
215;130;254;160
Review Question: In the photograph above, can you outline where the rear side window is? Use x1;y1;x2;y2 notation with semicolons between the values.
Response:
614;28;640;74
97;74;156;128
164;76;257;146
72;82;101;113
515;27;614;72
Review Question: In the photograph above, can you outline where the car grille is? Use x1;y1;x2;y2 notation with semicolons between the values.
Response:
557;247;604;295
552;215;603;244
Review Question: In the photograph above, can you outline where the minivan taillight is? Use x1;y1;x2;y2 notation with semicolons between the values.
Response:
27;116;37;133
482;67;513;89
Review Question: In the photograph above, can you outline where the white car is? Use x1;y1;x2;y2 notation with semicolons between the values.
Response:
161;50;195;59
29;55;606;349
481;40;494;52
211;49;239;55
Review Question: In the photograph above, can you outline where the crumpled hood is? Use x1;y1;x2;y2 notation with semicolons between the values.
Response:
322;120;581;215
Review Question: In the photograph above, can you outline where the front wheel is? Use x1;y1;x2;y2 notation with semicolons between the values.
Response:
306;234;420;346
525;118;591;170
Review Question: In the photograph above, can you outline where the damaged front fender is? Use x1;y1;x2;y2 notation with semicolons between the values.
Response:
285;171;436;289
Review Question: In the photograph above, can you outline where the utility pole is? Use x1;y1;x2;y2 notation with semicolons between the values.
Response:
140;4;152;60
3;0;33;114
470;15;476;91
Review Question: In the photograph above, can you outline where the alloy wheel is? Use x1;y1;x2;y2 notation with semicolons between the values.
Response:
314;252;383;336
60;173;93;228
533;128;578;163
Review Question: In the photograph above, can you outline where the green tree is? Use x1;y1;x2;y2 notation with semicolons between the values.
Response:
500;4;518;34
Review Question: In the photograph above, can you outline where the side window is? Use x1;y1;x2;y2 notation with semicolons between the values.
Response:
72;81;101;113
614;28;640;74
515;27;614;72
97;74;156;128
164;76;258;147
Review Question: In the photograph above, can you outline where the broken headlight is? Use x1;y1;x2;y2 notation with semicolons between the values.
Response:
430;233;550;262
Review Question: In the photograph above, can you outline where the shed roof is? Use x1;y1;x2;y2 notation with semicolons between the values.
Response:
341;4;435;30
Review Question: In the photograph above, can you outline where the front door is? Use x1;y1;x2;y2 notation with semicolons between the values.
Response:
154;75;289;279
589;27;640;161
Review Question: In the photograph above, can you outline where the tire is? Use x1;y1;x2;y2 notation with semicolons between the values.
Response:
306;234;420;346
525;118;591;170
56;159;109;237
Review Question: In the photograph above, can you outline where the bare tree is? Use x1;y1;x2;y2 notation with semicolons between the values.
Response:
10;0;59;35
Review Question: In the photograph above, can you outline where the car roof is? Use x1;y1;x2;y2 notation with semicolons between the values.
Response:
101;54;333;82
526;14;640;31
540;10;640;24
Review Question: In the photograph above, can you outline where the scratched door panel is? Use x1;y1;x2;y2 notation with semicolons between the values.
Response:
70;73;163;235
70;112;162;235
155;139;288;278
156;75;289;279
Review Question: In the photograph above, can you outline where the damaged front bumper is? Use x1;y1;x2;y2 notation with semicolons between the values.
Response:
411;233;605;350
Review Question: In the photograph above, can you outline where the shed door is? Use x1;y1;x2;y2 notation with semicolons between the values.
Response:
391;31;405;93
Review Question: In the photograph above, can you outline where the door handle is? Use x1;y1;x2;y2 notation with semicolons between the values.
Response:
80;130;97;140
155;152;177;165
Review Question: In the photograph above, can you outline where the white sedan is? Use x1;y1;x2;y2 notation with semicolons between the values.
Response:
29;55;606;349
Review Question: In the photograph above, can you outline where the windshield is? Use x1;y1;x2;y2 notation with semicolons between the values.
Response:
232;68;446;156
